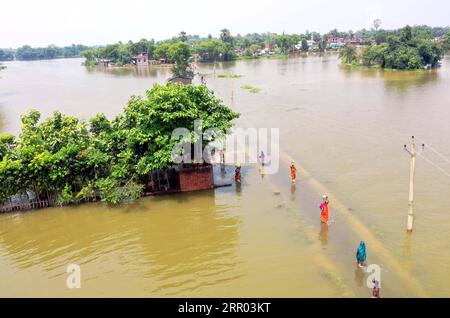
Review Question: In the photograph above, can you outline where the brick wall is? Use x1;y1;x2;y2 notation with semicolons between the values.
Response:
179;165;214;192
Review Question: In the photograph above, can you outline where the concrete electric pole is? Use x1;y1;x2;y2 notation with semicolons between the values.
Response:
404;136;424;232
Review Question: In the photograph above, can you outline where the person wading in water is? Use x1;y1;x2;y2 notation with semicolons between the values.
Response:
372;278;380;298
290;161;297;183
319;195;329;224
259;151;265;166
356;241;367;268
235;163;241;183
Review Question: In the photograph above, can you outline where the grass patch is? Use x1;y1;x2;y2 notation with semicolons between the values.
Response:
241;85;261;93
217;74;243;78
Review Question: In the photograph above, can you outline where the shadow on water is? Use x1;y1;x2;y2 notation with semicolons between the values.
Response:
198;61;238;75
340;65;440;93
290;183;296;201
381;69;439;92
84;65;170;78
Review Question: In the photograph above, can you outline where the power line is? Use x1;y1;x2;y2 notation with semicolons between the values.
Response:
416;136;450;166
417;152;450;178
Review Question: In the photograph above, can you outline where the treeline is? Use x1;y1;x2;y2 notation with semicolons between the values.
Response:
0;49;14;61
0;44;91;61
0;84;239;206
3;24;449;66
81;30;238;67
81;24;450;70
339;25;447;69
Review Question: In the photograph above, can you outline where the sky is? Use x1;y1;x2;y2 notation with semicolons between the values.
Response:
1;0;449;48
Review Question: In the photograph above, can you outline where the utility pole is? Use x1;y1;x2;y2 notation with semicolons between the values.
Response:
404;136;424;232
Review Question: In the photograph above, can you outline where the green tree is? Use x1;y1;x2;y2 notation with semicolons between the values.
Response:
400;25;413;43
155;42;172;62
0;49;14;61
220;28;233;46
373;19;382;31
179;31;188;42
301;39;309;52
0;84;240;206
168;41;193;77
196;39;228;62
339;45;358;64
442;31;450;51
243;44;260;57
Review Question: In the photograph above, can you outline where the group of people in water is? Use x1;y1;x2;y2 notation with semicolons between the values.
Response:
231;152;380;298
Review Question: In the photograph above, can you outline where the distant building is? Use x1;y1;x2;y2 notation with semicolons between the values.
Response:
264;42;275;50
100;59;114;67
327;37;344;44
346;38;363;46
307;40;319;50
326;37;345;49
131;53;148;66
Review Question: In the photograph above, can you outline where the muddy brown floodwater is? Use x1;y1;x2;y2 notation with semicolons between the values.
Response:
1;55;449;297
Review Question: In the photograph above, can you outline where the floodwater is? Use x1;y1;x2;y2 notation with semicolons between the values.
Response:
1;55;450;297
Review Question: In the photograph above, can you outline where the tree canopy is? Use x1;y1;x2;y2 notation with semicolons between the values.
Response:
0;84;239;205
12;44;91;60
360;25;444;69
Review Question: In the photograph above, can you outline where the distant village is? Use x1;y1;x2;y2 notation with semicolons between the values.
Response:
2;24;449;71
233;36;367;58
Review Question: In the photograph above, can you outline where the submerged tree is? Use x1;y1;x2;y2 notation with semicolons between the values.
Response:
339;45;358;64
0;84;239;205
361;25;443;69
168;41;193;78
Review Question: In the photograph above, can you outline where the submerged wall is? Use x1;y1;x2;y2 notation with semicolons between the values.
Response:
179;165;214;192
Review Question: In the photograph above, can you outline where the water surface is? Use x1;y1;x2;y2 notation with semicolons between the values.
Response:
1;56;449;297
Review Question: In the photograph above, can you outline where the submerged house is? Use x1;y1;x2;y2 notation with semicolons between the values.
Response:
131;53;149;66
1;164;216;213
178;164;214;192
141;164;214;195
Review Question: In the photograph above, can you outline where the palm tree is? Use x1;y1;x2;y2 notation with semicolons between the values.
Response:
220;29;232;45
373;19;381;32
339;45;358;64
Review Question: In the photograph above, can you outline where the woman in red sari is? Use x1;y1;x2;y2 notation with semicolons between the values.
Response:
320;195;329;223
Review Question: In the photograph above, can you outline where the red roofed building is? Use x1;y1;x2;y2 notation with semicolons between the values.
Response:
132;53;148;66
345;38;363;46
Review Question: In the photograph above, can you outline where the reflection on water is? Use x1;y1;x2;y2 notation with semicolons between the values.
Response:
354;266;365;288
290;183;296;201
340;64;440;92
85;65;171;78
0;191;242;296
318;223;328;248
382;70;439;92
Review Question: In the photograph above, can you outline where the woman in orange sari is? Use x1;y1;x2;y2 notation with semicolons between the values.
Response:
290;161;297;183
320;195;329;223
